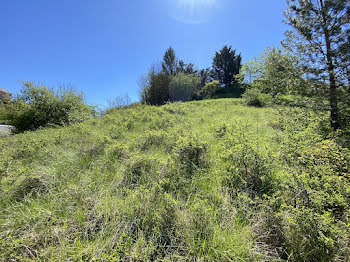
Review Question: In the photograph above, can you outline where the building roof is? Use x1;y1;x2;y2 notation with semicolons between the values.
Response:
0;88;12;95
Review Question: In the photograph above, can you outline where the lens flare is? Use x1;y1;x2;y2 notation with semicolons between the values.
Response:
178;0;216;9
167;0;217;24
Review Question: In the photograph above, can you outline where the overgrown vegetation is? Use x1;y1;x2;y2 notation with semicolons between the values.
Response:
0;82;95;132
0;99;349;261
0;0;349;260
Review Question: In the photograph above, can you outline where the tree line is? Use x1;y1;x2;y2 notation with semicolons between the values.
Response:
138;45;243;105
138;0;349;133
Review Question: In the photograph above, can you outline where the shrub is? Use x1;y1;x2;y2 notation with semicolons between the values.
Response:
2;82;95;132
257;137;350;261
0;106;7;123
0;95;12;105
136;130;166;151
218;124;275;197
172;135;208;177
141;73;170;105
0;96;12;123
169;73;200;102
119;155;165;188
202;80;221;99
242;88;272;107
272;94;318;108
259;202;350;262
212;83;245;99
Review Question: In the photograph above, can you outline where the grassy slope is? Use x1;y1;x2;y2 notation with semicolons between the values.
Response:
0;99;348;261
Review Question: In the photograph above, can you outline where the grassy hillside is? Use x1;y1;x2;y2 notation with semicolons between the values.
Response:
0;99;349;261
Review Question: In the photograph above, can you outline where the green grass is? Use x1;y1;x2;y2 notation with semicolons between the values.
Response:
0;99;349;261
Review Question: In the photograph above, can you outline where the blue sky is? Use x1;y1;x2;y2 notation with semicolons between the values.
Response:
0;0;288;106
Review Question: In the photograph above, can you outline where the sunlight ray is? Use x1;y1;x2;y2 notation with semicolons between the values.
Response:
168;0;217;24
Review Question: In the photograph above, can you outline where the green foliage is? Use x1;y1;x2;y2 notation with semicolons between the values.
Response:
338;88;350;143
178;60;196;75
218;123;276;198
202;80;221;99
0;95;12;105
212;45;242;87
141;47;203;105
273;94;304;106
162;46;178;76
255;109;350;261
169;73;200;102
0;95;12;124
143;73;171;105
284;0;350;130
242;88;272;107
240;47;307;96
0;99;349;261
212;83;246;99
1;82;95;132
284;0;349;85
173;134;208;176
140;46;247;103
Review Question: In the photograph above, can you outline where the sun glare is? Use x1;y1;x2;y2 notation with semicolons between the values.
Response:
168;0;217;24
178;0;216;9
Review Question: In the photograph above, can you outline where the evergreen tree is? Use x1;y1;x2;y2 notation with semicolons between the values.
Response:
198;68;212;88
178;60;196;75
162;46;178;76
283;0;350;130
148;73;171;105
212;45;242;87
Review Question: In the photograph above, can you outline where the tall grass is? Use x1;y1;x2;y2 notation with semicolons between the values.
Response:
0;99;348;261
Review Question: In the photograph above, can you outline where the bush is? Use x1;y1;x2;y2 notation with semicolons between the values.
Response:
169;73;200;102
218;123;275;197
0;96;12;123
141;73;170;105
202;80;221;99
2;82;95;132
242;88;272;107
212;83;245;99
257;134;350;260
272;94;319;108
0;95;12;105
0;107;7;123
172;134;208;177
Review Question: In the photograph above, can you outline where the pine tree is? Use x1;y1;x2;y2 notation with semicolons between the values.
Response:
162;46;178;76
283;0;350;130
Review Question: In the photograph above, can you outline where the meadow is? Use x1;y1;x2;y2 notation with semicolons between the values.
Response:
0;99;349;261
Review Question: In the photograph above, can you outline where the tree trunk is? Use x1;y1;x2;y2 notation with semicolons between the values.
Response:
347;67;350;90
320;0;339;130
329;69;339;130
